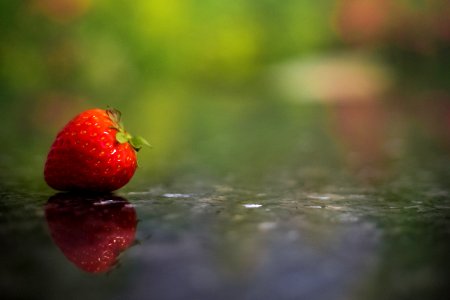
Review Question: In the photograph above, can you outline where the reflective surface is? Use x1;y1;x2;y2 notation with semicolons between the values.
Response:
1;99;450;300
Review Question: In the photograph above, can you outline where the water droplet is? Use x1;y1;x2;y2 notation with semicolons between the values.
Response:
162;193;191;198
127;191;150;195
243;204;262;208
306;205;322;209
326;205;345;210
307;193;345;200
308;194;331;200
94;199;125;205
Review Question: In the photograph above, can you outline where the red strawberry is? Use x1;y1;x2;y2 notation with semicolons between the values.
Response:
45;193;137;273
44;108;149;192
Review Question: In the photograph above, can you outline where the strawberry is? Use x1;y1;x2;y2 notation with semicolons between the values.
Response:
45;193;137;273
44;108;149;192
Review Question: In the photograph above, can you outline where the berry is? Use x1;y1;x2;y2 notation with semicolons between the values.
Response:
45;193;137;273
44;108;149;192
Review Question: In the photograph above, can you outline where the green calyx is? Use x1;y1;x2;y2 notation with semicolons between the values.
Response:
106;108;151;152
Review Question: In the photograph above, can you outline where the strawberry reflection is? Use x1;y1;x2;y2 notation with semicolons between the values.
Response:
45;193;137;273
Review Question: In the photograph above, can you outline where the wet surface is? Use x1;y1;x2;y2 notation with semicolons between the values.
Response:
1;101;450;300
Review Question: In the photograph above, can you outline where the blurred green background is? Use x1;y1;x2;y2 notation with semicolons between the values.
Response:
0;0;449;190
1;3;450;299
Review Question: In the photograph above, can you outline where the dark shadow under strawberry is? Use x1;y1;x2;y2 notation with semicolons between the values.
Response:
45;193;137;273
